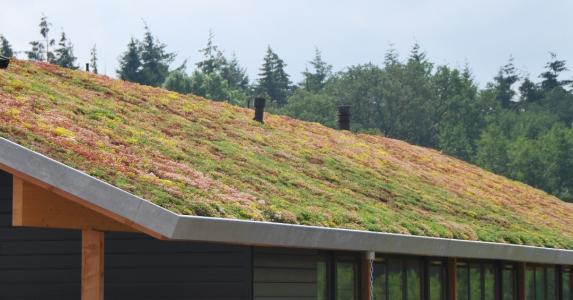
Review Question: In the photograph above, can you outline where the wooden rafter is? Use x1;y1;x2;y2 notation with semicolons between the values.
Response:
12;176;136;232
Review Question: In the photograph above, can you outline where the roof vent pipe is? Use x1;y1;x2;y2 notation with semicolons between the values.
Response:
253;97;266;123
338;105;351;130
0;56;10;69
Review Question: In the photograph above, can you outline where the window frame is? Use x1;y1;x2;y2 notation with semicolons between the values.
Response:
372;254;447;300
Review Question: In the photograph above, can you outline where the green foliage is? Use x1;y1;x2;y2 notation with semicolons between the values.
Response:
27;14;55;62
52;32;78;69
117;38;142;82
163;70;192;94
173;32;250;105
301;48;332;92
256;46;292;105
117;23;175;87
0;35;14;57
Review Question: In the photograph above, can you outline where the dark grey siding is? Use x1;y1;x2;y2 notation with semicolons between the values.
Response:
0;170;253;300
253;248;321;300
0;169;82;299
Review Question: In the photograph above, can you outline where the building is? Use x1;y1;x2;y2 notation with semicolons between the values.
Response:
0;60;572;300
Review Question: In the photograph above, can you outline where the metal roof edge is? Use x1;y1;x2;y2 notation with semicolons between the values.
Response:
171;215;573;264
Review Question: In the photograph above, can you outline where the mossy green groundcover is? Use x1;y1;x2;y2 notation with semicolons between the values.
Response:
1;60;572;249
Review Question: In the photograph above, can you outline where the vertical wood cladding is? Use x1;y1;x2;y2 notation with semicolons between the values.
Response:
0;170;252;300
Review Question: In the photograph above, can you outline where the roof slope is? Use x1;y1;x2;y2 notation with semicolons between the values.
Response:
1;60;572;249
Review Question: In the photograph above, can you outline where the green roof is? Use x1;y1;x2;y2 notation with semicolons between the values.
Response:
1;60;572;249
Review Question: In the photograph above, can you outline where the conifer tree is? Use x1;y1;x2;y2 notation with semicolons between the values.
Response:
0;34;14;57
301;48;332;92
540;52;571;91
89;45;98;74
491;57;519;109
256;46;291;105
138;24;175;86
196;31;226;75
221;53;249;91
117;38;142;83
53;32;78;69
0;35;14;57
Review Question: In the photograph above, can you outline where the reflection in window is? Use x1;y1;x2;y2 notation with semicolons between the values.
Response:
526;265;558;300
428;261;445;300
317;259;327;300
501;264;516;300
563;267;572;300
456;262;496;300
373;257;438;300
336;261;357;300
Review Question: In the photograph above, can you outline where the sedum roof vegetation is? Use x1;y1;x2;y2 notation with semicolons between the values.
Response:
1;60;573;249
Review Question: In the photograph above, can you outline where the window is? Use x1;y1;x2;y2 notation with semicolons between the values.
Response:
501;264;516;300
563;267;572;300
428;260;446;300
373;256;444;300
456;261;497;300
525;265;558;300
316;254;359;300
335;260;358;300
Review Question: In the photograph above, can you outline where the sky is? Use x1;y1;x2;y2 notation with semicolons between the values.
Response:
1;0;572;86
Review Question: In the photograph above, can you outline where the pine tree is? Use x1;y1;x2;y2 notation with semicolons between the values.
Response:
256;46;291;105
519;78;542;103
221;53;249;91
89;45;98;74
117;38;142;83
301;48;332;92
491;57;519;109
540;52;571;91
196;31;226;75
53;32;78;69
138;24;175;86
27;41;45;61
0;35;14;57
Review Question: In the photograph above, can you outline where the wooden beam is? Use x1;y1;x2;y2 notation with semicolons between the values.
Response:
12;176;135;232
361;252;374;300
447;258;457;300
1;164;168;240
517;262;526;300
82;230;104;300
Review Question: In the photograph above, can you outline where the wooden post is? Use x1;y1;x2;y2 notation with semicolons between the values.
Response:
447;258;457;300
361;251;375;300
82;230;104;300
517;262;526;300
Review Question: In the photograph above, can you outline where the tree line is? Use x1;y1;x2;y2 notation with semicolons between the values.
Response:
2;16;573;202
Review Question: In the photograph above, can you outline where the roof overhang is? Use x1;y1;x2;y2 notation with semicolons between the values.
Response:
0;137;572;265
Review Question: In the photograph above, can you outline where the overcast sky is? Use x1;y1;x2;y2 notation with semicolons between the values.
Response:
1;0;572;86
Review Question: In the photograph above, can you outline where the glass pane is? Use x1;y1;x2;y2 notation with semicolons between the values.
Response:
547;267;556;300
373;262;387;300
535;266;545;300
429;264;444;300
563;269;571;300
484;264;495;300
388;258;403;300
405;259;421;300
457;265;469;300
502;267;515;300
336;262;356;300
469;264;481;300
526;267;535;300
317;259;327;300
